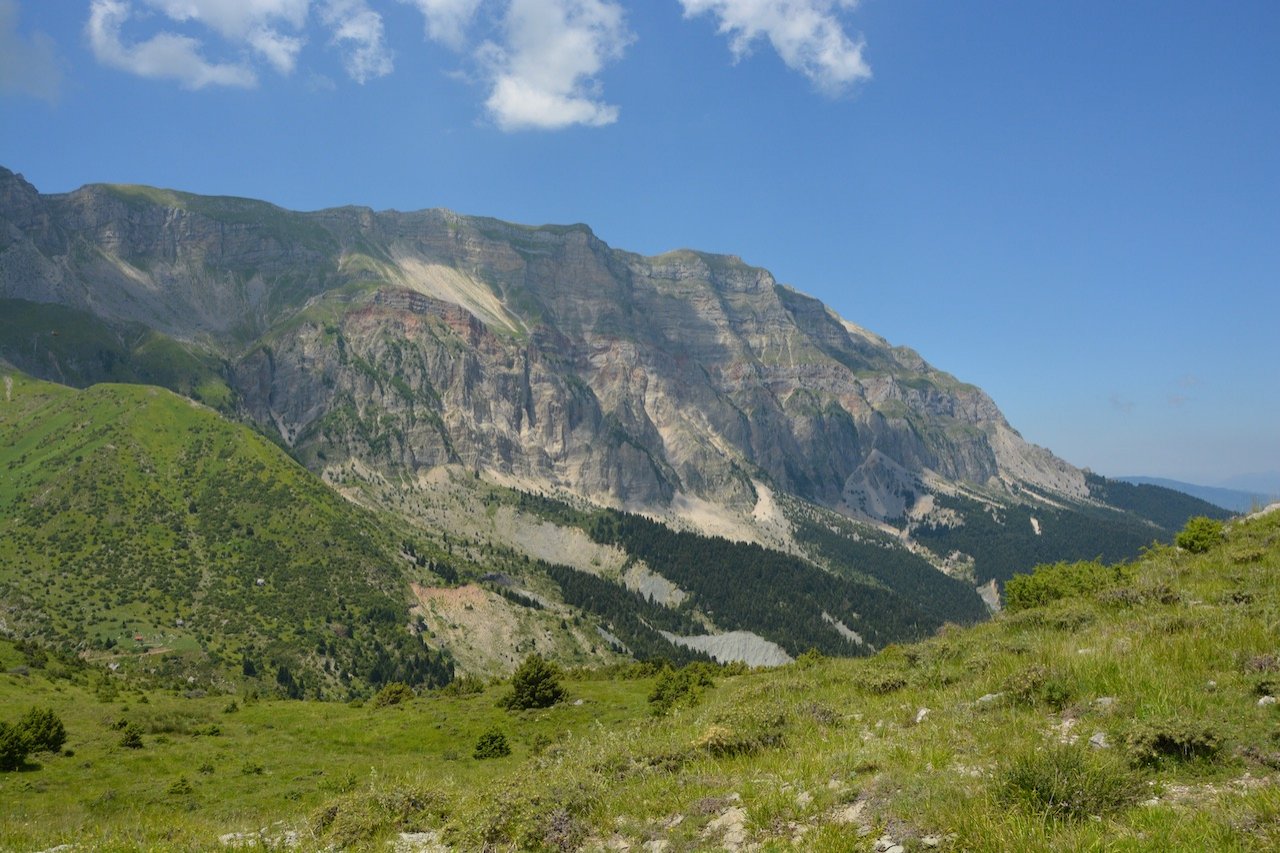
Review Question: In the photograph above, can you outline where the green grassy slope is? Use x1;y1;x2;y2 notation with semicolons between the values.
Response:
3;507;1275;850
0;371;452;698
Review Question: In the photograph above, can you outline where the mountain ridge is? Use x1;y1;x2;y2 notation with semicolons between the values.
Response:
0;166;1231;673
0;165;1087;519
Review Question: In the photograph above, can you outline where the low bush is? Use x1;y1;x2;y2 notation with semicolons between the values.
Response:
1176;517;1224;554
499;654;566;711
473;727;511;760
15;707;67;753
999;743;1142;820
0;722;29;771
370;682;415;708
313;783;448;848
119;722;144;749
695;703;789;757
1005;560;1130;612
1124;718;1224;767
1004;664;1074;711
648;663;715;715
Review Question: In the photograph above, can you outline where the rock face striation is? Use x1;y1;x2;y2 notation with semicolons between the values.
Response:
0;166;1084;525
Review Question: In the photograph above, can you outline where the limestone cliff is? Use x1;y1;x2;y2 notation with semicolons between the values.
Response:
0;166;1084;523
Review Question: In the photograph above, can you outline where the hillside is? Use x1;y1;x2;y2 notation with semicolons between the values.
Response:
2;507;1276;850
0;371;459;696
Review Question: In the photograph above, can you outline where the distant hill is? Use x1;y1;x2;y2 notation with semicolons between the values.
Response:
1118;476;1275;514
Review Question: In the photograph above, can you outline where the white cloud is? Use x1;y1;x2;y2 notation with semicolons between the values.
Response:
321;0;394;82
400;0;483;50
0;0;63;101
680;0;871;93
86;0;393;86
87;0;257;88
480;0;631;131
141;0;310;73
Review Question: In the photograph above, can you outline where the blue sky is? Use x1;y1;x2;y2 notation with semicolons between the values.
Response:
2;0;1277;488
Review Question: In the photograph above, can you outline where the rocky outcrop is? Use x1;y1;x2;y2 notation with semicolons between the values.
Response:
0;167;1086;519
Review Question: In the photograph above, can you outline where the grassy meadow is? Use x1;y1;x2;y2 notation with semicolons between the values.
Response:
1;509;1278;851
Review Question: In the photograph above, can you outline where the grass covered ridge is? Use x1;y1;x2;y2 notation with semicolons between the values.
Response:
0;372;453;698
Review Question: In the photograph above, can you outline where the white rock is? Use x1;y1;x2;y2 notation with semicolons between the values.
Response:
1094;696;1116;709
391;832;448;853
914;707;930;724
1259;695;1277;707
976;692;1002;705
833;801;867;825
920;837;942;849
1089;731;1110;749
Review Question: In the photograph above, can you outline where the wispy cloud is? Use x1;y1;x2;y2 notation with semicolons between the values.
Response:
0;0;63;101
321;0;394;83
141;0;309;74
679;0;871;94
479;0;632;131
88;0;258;89
1167;394;1188;408
399;0;483;50
86;0;392;87
82;0;872;126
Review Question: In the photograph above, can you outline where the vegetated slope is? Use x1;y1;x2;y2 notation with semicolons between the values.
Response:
516;490;988;656
0;370;452;697
910;479;1234;586
409;508;1278;852
2;511;1276;851
1085;472;1233;531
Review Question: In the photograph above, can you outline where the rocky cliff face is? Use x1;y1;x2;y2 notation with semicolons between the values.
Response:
0;166;1085;521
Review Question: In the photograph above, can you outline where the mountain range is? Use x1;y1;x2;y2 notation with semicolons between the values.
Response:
1120;476;1278;514
0;166;1229;685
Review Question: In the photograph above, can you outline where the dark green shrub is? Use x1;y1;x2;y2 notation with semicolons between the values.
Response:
1176;517;1224;554
0;722;30;771
15;707;66;753
473;727;511;759
119;723;144;749
370;682;415;708
1125;718;1223;767
648;664;715;715
499;654;566;711
1005;561;1127;612
167;777;194;796
437;674;486;696
999;744;1141;820
794;648;825;669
